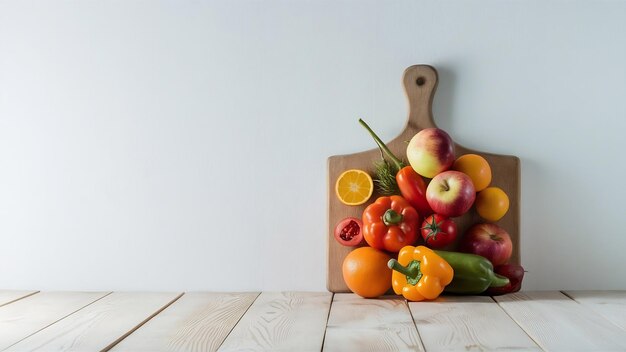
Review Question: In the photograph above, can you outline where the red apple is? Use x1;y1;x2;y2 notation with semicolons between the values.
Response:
426;171;475;217
460;223;513;266
407;128;455;178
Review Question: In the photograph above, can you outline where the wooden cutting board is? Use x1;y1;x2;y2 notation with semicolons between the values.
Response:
327;64;520;293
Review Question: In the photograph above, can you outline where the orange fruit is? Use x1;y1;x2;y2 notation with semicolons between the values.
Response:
342;247;392;298
335;169;373;206
476;187;510;221
452;154;492;192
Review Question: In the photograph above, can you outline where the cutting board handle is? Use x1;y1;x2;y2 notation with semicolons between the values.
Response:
403;65;439;131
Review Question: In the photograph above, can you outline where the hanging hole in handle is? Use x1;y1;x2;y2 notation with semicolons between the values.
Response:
416;77;426;86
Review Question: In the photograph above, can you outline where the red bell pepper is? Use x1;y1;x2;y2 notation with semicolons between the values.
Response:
396;166;433;216
362;195;420;253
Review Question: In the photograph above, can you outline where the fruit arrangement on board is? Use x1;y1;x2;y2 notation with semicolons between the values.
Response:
333;119;524;301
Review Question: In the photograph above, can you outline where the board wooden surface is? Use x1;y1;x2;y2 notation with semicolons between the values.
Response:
1;290;625;352
327;64;521;292
0;291;110;351
564;290;626;331
495;291;626;351
217;291;332;352
409;295;540;351
324;293;424;352
0;290;38;307
111;292;259;352
5;292;182;352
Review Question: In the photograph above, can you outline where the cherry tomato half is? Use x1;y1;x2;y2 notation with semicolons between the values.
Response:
420;214;457;249
334;217;364;247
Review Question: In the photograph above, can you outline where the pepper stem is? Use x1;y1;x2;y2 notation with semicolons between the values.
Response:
358;119;405;170
383;209;404;226
490;273;510;288
388;259;422;285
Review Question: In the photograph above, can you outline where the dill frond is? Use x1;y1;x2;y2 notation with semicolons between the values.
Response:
374;159;402;196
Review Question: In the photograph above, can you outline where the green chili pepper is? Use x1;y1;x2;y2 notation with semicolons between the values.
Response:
434;250;510;294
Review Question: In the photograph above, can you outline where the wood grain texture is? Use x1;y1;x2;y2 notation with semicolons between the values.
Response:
323;293;424;352
564;290;626;331
495;291;626;351
0;291;110;351
327;65;520;292
409;295;540;351
0;290;38;307
217;292;332;352
5;292;182;352
111;292;259;352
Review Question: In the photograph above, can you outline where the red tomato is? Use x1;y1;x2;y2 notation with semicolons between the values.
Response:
334;217;364;247
420;214;457;249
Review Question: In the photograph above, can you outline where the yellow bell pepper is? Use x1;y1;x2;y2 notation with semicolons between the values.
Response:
387;245;454;301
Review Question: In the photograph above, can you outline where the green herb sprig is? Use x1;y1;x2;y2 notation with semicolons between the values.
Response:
359;118;406;196
374;158;402;195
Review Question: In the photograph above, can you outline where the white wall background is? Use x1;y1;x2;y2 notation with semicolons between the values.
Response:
1;0;625;292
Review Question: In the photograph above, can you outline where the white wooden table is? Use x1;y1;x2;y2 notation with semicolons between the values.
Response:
1;290;625;351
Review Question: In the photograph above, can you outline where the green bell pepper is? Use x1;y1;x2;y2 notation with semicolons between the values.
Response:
434;250;510;294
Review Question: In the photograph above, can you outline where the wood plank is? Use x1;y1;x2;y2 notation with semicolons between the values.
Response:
111;292;259;352
324;293;424;352
409;295;540;351
5;291;182;352
217;292;331;352
495;291;626;351
564;290;626;331
0;291;110;350
0;290;38;307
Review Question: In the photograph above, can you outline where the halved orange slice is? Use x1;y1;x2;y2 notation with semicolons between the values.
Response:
335;169;374;206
